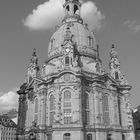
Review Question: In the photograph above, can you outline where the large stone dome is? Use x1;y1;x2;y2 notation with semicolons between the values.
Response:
47;0;98;63
48;21;98;61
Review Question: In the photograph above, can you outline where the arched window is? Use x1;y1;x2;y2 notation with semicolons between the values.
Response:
85;93;90;125
47;134;52;140
65;56;69;65
103;95;110;125
107;134;112;140
74;5;78;14
49;95;55;125
50;95;55;111
122;134;125;140
96;63;100;72
66;5;70;14
85;93;89;109
34;98;38;124
63;90;72;124
87;133;92;140
64;90;71;100
50;38;55;50
66;5;70;11
64;133;71;140
29;76;32;83
50;39;53;50
88;36;92;46
34;98;38;113
115;72;119;80
34;114;38;123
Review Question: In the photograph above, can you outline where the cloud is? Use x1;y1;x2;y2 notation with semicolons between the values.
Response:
81;1;105;30
23;0;105;30
0;90;19;114
124;20;140;33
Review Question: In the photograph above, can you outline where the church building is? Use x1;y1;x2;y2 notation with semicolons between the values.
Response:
16;0;135;140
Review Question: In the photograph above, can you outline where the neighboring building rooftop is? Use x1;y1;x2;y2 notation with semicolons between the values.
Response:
12;117;17;125
0;115;17;128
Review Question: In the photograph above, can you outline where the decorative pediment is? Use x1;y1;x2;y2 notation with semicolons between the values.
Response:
26;77;45;91
28;77;43;87
42;68;82;85
54;73;79;83
62;40;74;47
98;73;131;91
99;73;119;85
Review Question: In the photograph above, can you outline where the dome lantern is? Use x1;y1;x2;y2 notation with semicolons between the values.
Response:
62;0;83;23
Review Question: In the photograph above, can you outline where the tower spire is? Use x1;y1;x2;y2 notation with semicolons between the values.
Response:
27;49;40;83
30;48;38;66
109;44;128;85
110;44;118;60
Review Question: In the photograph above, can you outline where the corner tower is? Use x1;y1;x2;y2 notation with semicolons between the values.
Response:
27;48;40;83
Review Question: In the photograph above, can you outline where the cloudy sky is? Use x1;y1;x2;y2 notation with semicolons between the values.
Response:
0;0;140;114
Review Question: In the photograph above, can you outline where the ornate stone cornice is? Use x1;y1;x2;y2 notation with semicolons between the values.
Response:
47;53;63;62
118;84;132;91
47;50;98;64
24;65;131;94
17;83;27;95
62;15;83;24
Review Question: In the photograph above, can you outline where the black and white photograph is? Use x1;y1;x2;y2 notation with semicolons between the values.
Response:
0;0;140;140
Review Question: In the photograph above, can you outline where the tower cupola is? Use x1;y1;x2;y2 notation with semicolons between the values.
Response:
109;44;129;85
27;49;40;83
62;0;83;23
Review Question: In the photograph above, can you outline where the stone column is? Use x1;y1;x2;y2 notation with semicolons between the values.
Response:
17;87;27;138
